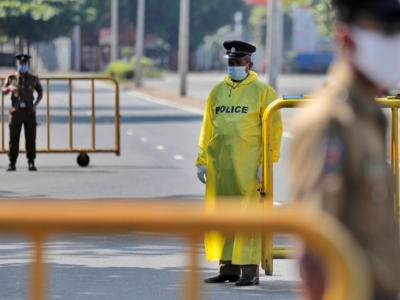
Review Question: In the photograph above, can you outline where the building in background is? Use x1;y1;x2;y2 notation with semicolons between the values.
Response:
194;5;336;73
0;36;72;72
291;7;336;73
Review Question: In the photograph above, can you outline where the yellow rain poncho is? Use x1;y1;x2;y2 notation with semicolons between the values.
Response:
196;70;283;265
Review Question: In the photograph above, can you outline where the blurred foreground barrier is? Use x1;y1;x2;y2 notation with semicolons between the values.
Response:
0;200;372;300
261;95;400;275
0;76;120;167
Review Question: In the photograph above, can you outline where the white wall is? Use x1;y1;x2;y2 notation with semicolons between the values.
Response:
36;37;72;71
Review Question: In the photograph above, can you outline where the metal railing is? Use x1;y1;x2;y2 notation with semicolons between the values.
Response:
0;76;120;166
0;200;372;300
261;95;400;275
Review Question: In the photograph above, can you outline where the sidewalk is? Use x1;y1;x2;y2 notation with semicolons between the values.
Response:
122;81;207;111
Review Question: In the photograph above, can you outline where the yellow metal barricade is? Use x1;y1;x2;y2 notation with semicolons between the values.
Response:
0;200;372;300
0;76;120;166
261;95;400;275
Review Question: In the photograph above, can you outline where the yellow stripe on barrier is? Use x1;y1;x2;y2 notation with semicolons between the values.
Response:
0;200;372;300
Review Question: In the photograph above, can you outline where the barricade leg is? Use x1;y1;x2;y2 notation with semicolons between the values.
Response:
262;234;274;275
184;234;201;300
31;234;46;300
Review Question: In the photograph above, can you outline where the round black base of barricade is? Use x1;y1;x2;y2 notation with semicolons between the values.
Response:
77;153;90;167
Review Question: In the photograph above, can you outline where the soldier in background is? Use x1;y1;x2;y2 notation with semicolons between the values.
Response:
289;0;400;299
1;54;43;171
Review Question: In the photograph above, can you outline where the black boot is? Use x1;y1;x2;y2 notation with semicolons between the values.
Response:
235;275;259;286
6;163;16;171
28;161;37;171
204;274;239;283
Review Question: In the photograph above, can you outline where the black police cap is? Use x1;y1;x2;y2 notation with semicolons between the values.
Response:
14;54;31;62
223;40;256;59
332;0;400;32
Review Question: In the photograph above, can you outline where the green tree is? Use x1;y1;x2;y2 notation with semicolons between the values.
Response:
0;0;94;52
1;0;246;53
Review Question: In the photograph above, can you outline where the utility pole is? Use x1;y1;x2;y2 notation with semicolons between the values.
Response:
111;0;119;62
234;11;243;41
135;0;145;88
73;26;81;71
178;0;190;97
267;0;280;92
73;3;81;71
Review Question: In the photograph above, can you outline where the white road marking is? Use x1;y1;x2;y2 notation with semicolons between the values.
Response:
140;137;148;142
126;130;134;135
156;145;165;150
174;155;184;160
86;110;92;116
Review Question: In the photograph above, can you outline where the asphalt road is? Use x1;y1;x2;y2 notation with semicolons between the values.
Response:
0;74;317;300
142;72;326;99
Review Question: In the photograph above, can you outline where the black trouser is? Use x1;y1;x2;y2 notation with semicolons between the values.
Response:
8;110;36;164
373;292;398;300
218;260;259;277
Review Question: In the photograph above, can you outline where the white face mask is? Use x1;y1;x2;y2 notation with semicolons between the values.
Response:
351;26;400;88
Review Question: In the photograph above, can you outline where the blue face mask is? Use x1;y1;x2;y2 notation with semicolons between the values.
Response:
17;65;29;73
228;64;249;81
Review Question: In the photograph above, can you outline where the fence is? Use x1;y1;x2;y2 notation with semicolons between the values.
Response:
0;200;372;300
0;76;120;166
261;95;400;275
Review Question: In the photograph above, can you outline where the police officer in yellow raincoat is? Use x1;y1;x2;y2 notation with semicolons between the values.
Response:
196;40;283;286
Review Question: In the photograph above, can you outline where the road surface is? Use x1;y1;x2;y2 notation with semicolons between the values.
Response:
0;72;326;300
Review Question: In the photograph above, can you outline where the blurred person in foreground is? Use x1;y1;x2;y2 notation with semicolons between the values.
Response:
289;0;400;299
195;40;283;286
1;54;42;171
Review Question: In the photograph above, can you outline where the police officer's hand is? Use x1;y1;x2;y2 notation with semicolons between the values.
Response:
197;164;207;184
257;164;263;183
9;85;19;97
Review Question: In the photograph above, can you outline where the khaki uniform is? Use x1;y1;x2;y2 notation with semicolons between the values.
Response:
290;61;400;297
3;72;42;164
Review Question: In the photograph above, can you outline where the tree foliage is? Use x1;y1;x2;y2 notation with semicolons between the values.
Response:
0;0;246;51
0;0;94;44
